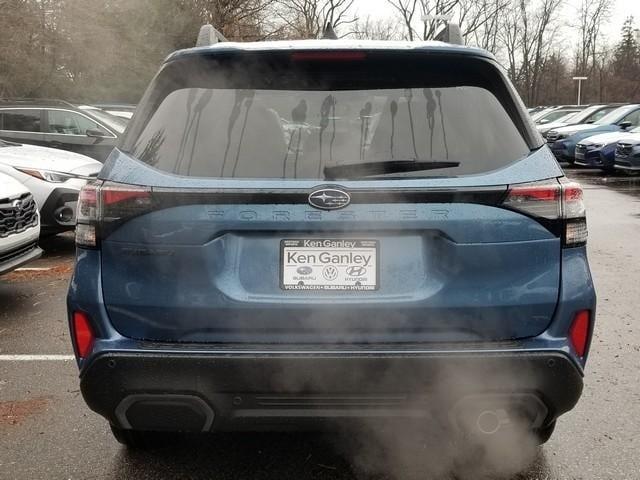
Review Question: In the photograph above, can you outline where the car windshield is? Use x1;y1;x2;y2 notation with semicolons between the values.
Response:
123;54;531;179
595;105;637;125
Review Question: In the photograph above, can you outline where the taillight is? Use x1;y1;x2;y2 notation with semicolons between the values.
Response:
75;181;152;248
72;311;95;359
569;310;591;358
76;182;99;247
502;179;587;247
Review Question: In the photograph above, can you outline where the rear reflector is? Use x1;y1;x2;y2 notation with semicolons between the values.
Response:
569;310;591;358
72;311;94;358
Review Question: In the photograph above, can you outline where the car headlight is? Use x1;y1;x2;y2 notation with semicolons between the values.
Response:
14;167;88;183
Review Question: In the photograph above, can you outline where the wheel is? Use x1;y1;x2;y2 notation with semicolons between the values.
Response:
110;424;179;449
533;420;556;445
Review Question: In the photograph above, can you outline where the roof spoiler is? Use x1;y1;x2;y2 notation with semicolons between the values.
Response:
434;23;463;45
196;24;228;47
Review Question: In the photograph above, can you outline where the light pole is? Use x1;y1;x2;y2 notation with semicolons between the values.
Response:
573;77;588;106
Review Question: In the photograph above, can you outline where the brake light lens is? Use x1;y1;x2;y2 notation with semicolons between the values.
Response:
502;181;561;219
502;179;587;247
72;311;94;359
569;310;591;358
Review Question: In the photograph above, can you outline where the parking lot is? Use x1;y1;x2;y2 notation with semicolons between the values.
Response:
0;166;639;479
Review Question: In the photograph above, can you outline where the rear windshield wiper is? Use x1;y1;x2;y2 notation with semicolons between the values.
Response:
323;160;460;180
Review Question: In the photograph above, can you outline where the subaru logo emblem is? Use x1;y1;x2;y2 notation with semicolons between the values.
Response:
11;199;22;210
308;188;350;210
296;266;313;275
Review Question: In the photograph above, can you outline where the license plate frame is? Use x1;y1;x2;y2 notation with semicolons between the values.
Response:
280;238;379;291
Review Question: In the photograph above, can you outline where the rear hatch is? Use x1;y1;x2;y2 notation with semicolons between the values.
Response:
95;46;563;344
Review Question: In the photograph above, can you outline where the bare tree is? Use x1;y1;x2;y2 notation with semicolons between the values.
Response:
352;16;403;40
385;0;419;40
276;0;357;38
574;0;612;75
457;0;510;51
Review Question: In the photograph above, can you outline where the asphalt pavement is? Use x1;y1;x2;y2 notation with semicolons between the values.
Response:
1;167;639;479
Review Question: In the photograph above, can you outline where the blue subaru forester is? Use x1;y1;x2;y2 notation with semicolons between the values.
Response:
67;36;595;449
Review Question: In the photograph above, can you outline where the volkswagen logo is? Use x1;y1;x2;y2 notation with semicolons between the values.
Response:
308;188;350;210
296;266;313;275
11;199;22;210
346;266;367;277
322;265;339;281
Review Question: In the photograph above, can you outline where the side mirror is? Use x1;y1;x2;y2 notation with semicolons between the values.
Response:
86;128;109;138
619;121;633;130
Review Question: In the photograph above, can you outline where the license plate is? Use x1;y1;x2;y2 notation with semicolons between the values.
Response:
280;239;378;291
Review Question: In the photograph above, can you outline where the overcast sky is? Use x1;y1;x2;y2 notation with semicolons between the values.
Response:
354;0;640;45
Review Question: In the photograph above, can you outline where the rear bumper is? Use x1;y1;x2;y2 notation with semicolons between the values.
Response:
80;349;583;433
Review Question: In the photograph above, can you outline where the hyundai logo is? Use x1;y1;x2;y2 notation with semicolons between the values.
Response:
308;188;350;210
296;266;313;275
11;199;22;210
346;266;367;277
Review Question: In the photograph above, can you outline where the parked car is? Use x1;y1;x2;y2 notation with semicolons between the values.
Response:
67;35;595;450
547;104;640;161
0;171;41;275
534;106;583;126
0;139;102;236
574;127;640;171
614;134;640;172
92;104;136;120
537;104;620;137
530;106;558;122
0;99;124;161
527;106;548;115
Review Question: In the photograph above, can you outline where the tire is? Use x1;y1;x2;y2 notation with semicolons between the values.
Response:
533;420;556;445
109;424;179;449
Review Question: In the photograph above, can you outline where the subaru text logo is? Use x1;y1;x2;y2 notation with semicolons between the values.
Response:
11;199;22;210
308;188;350;210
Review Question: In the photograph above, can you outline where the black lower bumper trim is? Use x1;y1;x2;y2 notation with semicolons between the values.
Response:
0;242;42;275
80;350;583;432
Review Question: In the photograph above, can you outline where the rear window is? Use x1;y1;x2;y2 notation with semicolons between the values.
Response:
122;52;533;179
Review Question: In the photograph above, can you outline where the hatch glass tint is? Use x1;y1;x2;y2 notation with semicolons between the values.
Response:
122;52;532;180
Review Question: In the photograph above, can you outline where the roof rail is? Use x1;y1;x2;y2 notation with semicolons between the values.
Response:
434;23;464;45
196;24;228;47
0;98;76;107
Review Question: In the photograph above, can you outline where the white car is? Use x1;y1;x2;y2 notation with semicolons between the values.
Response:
0;172;42;275
0;139;102;236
